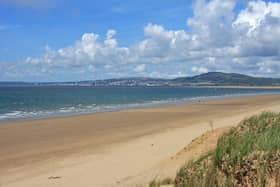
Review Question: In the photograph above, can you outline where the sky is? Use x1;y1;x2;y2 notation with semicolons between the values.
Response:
0;0;280;81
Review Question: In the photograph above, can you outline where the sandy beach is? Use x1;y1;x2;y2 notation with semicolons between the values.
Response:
1;94;280;187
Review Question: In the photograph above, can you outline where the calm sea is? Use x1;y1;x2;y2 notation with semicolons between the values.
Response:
0;86;280;121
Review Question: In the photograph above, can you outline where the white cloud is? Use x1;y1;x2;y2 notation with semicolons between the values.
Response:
4;0;280;80
234;1;280;33
191;66;209;74
134;64;146;73
187;0;236;48
257;60;280;76
104;30;117;48
26;31;130;69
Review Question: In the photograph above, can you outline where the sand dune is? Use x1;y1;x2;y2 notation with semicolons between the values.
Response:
1;94;280;187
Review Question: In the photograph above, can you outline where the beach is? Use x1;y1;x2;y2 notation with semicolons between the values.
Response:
1;94;280;187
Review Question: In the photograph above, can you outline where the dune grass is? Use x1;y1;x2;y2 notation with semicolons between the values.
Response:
149;177;174;187
215;112;280;166
174;112;280;187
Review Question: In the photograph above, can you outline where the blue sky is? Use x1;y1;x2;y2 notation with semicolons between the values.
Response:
0;0;193;60
0;0;280;81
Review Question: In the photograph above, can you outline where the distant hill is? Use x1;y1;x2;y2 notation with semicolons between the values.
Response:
1;72;280;87
171;72;280;86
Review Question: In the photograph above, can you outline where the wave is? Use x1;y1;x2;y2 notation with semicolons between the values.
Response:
0;92;275;122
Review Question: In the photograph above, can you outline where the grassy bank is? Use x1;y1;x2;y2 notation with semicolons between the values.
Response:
174;112;280;187
150;112;280;187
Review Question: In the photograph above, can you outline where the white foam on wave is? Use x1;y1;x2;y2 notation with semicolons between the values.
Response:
0;91;277;122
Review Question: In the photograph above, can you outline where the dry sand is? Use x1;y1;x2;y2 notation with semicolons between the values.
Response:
1;94;280;187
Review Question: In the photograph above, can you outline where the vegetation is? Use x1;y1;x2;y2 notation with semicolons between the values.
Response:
149;177;174;187
172;72;280;86
174;112;280;187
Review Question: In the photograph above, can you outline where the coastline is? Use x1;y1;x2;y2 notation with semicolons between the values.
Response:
1;90;280;123
196;85;280;89
1;94;280;187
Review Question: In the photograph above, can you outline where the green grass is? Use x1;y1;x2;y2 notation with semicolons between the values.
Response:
149;179;159;187
175;152;218;187
174;112;280;187
149;177;174;187
215;112;280;166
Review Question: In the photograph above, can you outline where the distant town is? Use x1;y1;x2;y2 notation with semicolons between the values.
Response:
1;72;280;87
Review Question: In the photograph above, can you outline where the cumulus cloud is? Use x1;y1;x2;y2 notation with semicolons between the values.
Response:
134;64;146;73
192;66;209;74
234;1;280;32
187;0;236;48
3;0;280;80
26;30;130;68
233;1;280;58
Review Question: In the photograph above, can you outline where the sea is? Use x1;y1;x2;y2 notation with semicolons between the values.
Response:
1;86;280;121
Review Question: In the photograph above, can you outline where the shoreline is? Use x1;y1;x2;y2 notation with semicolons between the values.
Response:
1;91;280;123
194;85;280;89
1;94;280;187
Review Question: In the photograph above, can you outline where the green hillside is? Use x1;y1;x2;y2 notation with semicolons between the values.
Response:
172;72;280;86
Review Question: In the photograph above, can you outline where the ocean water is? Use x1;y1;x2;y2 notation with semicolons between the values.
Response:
0;86;280;121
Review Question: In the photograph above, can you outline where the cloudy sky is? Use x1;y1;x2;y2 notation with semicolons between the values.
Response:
0;0;280;81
